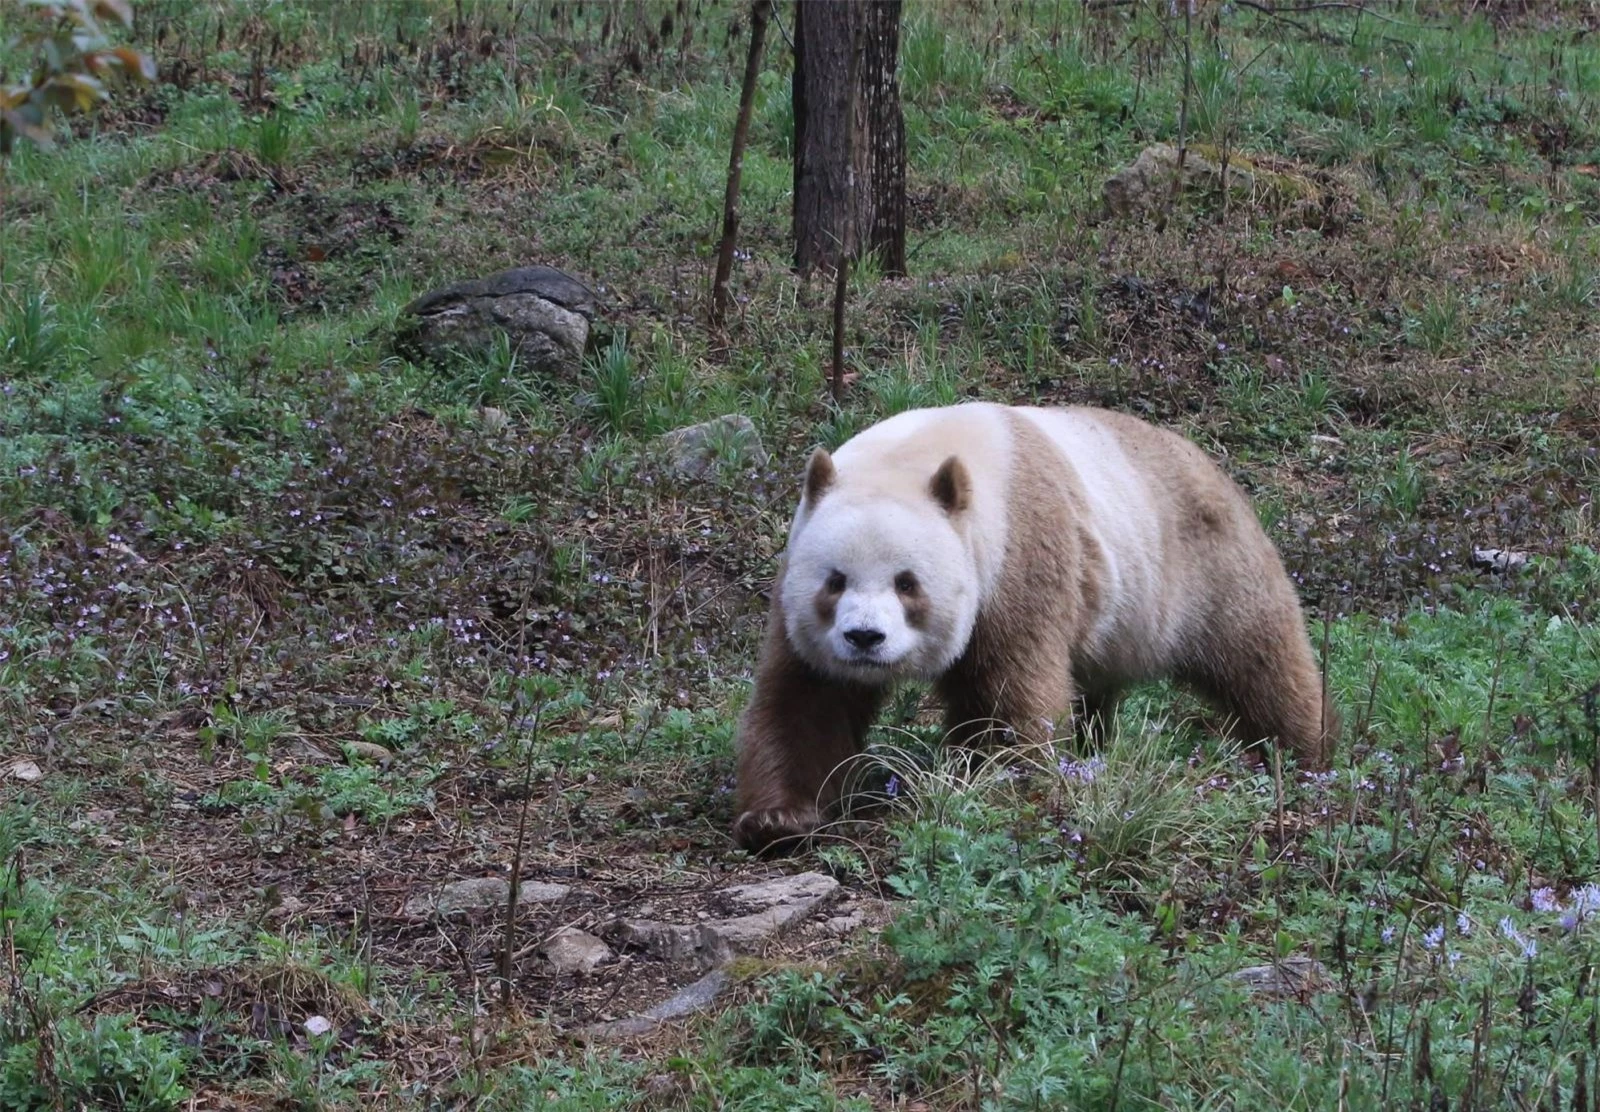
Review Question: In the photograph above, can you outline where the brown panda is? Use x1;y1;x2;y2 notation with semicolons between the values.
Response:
732;402;1337;854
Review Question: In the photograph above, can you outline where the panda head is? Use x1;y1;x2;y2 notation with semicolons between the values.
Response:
780;447;979;684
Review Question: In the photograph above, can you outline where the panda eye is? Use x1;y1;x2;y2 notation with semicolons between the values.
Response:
894;571;919;594
825;570;847;593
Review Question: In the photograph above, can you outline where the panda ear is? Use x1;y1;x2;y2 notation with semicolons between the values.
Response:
929;456;971;515
804;448;835;503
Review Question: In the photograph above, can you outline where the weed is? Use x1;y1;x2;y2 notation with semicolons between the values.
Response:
1381;447;1427;518
585;333;637;434
1407;291;1466;356
254;110;296;168
0;288;66;374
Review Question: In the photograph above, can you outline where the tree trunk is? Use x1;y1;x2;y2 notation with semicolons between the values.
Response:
792;0;906;278
711;0;773;326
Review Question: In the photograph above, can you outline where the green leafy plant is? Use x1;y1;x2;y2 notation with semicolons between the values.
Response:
1;0;155;153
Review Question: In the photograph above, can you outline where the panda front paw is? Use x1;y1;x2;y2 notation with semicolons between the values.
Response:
732;806;821;856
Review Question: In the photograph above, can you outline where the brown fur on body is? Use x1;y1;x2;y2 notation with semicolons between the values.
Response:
733;406;1337;855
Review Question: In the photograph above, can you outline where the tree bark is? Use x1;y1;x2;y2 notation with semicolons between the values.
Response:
792;0;906;278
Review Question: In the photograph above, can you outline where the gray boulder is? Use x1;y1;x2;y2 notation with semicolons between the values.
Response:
657;415;769;480
397;265;596;373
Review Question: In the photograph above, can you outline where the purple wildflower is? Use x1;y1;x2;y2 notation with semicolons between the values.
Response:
1059;755;1104;784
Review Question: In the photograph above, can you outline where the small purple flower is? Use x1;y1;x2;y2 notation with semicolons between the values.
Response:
1456;912;1472;936
1422;924;1445;951
1059;755;1104;784
1500;916;1537;959
1532;887;1561;914
1381;925;1395;944
885;775;900;798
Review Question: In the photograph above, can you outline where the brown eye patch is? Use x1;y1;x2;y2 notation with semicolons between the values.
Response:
814;570;846;625
897;571;931;629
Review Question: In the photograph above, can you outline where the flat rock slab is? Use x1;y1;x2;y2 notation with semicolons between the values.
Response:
403;876;570;919
712;872;842;944
603;919;733;973
604;872;841;970
577;970;732;1043
396;265;596;373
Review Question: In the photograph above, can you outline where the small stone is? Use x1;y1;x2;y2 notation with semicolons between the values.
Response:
477;406;510;434
821;914;863;937
268;895;309;920
403;876;570;918
304;1015;333;1037
643;1074;682;1100
342;740;395;767
657;415;769;480
1472;547;1529;573
1232;957;1327;998
7;759;42;782
541;927;614;974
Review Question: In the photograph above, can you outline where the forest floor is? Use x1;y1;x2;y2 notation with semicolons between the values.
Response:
3;1;1600;1108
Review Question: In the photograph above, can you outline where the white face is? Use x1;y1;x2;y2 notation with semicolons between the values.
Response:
781;498;977;684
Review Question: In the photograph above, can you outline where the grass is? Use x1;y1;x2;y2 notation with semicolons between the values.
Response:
2;0;1600;1107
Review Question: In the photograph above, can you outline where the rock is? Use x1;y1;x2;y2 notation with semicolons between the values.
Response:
304;1015;333;1037
604;918;733;973
541;927;614;974
1103;143;1335;227
657;415;769;480
7;759;43;782
1231;956;1327;998
267;895;309;920
712;872;841;945
580;1015;658;1040
1472;547;1529;573
642;1075;684;1101
576;970;732;1043
821;913;863;937
477;406;511;435
341;740;395;767
403;876;570;918
396;265;596;373
604;872;842;970
645;969;730;1019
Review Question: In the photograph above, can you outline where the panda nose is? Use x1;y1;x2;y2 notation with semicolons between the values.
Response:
844;627;886;650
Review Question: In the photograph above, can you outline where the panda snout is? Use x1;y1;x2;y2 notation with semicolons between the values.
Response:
843;627;886;650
